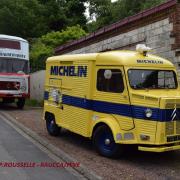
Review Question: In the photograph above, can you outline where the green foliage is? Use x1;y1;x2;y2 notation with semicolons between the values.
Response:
0;0;48;38
0;0;88;39
87;0;166;32
41;26;87;47
25;99;43;107
30;40;53;71
140;0;166;10
30;25;87;72
37;0;88;31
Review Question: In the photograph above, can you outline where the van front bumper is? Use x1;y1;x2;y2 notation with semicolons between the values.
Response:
138;144;180;152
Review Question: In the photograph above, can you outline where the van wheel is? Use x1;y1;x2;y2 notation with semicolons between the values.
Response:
93;125;123;158
16;98;25;109
46;115;60;136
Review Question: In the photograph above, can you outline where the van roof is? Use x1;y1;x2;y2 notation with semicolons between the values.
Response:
47;50;174;68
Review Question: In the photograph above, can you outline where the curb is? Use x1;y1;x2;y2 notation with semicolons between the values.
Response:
0;111;102;180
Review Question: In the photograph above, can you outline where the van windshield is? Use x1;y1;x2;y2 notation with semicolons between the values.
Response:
128;69;177;89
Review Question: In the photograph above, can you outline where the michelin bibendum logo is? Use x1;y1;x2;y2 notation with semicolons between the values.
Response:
137;60;163;64
50;66;87;77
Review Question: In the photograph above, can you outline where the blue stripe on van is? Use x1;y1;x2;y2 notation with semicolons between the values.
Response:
62;94;132;117
44;91;177;122
62;94;164;121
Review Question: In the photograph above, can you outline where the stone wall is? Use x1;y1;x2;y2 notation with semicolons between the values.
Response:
67;18;174;60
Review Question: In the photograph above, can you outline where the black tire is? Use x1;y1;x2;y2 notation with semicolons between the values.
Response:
46;114;60;136
16;98;25;109
93;125;123;158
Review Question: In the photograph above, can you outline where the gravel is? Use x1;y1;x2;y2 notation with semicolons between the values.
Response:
2;105;180;180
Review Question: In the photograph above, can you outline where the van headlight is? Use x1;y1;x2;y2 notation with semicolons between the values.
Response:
145;108;152;118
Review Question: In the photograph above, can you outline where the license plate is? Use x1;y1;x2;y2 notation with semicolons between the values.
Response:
174;142;180;146
167;135;180;142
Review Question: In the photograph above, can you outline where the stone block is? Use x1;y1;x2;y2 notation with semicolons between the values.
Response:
154;21;162;29
146;24;152;31
162;18;169;26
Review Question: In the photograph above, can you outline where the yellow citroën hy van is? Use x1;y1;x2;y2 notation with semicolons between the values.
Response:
44;44;180;157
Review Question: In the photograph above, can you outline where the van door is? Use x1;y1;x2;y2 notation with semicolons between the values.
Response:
93;66;134;130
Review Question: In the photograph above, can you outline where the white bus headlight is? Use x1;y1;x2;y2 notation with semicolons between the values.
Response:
20;85;26;91
145;108;152;118
20;79;27;92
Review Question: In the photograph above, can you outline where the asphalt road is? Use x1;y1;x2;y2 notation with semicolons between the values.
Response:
0;114;80;180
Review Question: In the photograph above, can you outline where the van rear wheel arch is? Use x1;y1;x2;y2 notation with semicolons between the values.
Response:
45;111;55;122
45;111;61;136
92;122;108;139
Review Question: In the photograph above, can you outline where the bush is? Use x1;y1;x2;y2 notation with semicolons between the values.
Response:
25;99;43;107
30;25;87;72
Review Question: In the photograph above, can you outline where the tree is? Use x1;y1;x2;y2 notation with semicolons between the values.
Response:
88;0;113;30
30;25;87;72
65;0;87;30
87;0;166;32
0;0;48;39
0;0;88;39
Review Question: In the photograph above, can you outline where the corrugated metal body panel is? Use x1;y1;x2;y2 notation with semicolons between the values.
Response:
94;91;129;105
166;122;174;135
62;105;90;136
113;115;134;130
131;93;159;107
135;120;157;143
72;61;91;98
176;121;180;134
60;61;92;136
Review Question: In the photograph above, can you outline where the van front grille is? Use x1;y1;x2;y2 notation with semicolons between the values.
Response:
166;122;174;135
0;81;20;90
176;121;180;134
164;101;180;142
165;103;180;109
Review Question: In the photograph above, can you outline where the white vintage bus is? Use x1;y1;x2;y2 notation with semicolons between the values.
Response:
0;35;30;108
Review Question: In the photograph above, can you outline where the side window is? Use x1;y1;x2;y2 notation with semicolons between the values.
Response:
97;69;124;93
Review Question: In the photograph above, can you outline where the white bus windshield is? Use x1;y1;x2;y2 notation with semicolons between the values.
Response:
128;69;177;89
0;58;29;74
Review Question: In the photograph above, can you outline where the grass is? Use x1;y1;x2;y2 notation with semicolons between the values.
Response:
25;99;44;107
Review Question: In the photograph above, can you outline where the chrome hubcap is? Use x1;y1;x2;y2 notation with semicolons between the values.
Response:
105;138;111;145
